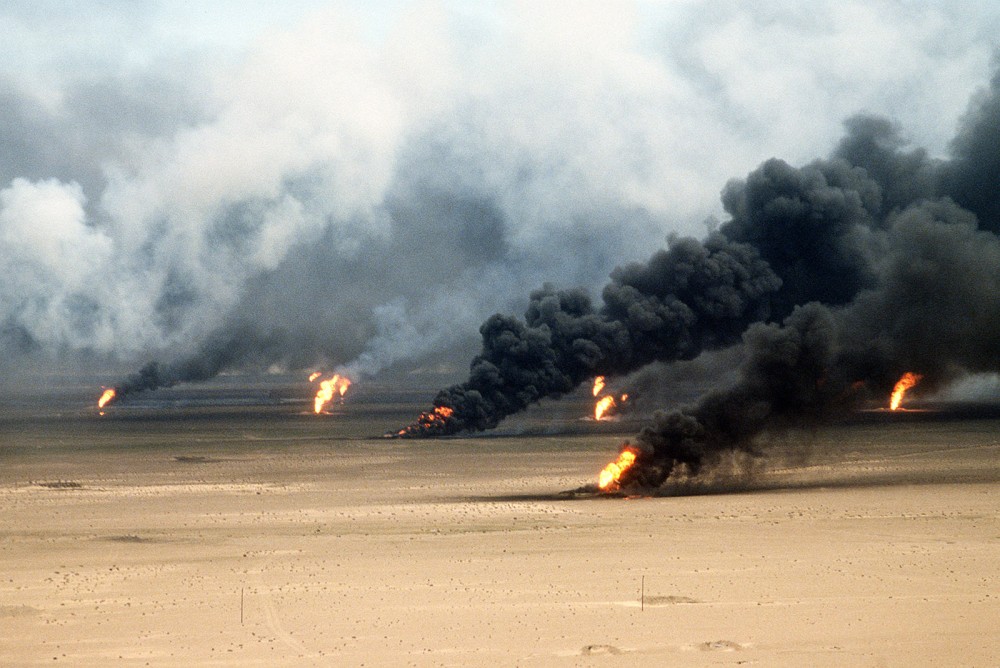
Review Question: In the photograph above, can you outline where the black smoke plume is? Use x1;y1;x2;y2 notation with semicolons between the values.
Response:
394;234;782;436
396;69;1000;473
621;198;1000;488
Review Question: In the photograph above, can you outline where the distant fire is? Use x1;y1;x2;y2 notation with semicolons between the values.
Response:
97;388;116;409
312;373;351;413
591;376;629;420
889;372;922;411
598;446;639;492
308;371;321;382
393;405;455;437
595;395;616;420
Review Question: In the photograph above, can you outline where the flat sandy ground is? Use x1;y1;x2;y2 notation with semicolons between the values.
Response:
1;394;998;666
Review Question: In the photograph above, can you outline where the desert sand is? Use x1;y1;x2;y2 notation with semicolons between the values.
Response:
1;392;998;666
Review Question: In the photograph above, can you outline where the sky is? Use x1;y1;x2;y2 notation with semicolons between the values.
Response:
1;0;998;390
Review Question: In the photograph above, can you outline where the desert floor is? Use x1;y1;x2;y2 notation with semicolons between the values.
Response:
1;392;998;666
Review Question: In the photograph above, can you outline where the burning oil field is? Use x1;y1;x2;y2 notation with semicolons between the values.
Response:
7;7;1000;665
5;5;1000;501
86;64;1000;496
382;77;1000;492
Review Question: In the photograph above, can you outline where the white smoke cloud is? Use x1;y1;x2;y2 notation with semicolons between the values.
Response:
0;1;998;386
0;178;112;350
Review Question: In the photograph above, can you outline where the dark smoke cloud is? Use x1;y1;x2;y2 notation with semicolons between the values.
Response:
941;68;1000;232
395;234;781;435
625;303;840;487
623;196;1000;487
398;65;1000;488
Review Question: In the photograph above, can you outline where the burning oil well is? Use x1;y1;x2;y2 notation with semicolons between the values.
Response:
89;60;1000;494
392;72;1000;492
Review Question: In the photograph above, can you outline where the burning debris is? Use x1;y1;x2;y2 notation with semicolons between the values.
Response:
889;372;922;411
390;406;455;438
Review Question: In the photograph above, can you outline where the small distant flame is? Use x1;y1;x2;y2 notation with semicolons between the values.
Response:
598;446;639;492
394;405;455;437
591;376;629;420
889;372;922;411
97;388;116;409
595;395;617;420
313;373;351;414
308;371;321;382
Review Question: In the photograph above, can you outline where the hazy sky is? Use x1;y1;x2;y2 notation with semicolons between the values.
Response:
1;1;998;387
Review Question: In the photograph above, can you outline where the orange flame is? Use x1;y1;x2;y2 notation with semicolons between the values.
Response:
598;446;638;491
889;372;922;411
97;388;116;409
593;375;629;420
308;371;321;382
595;395;616;420
314;374;351;413
395;405;454;436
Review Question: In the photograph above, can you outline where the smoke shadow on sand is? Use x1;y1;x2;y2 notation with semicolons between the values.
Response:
458;436;1000;503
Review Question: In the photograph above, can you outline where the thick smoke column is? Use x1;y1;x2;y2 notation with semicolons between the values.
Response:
395;234;781;435
621;303;842;487
624;199;1000;487
613;74;1000;487
395;137;886;436
397;68;1000;453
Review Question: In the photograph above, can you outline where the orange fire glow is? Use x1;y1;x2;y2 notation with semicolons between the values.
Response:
889;372;922;411
308;371;321;382
592;375;629;420
395;405;454;436
97;388;116;409
594;395;617;420
598;446;638;491
313;373;351;413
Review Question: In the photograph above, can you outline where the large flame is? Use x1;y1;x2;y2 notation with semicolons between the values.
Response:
592;376;606;397
889;372;922;411
97;388;116;409
598;446;638;492
313;373;351;413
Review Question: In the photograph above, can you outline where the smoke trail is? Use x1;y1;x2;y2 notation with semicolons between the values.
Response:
394;234;781;435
